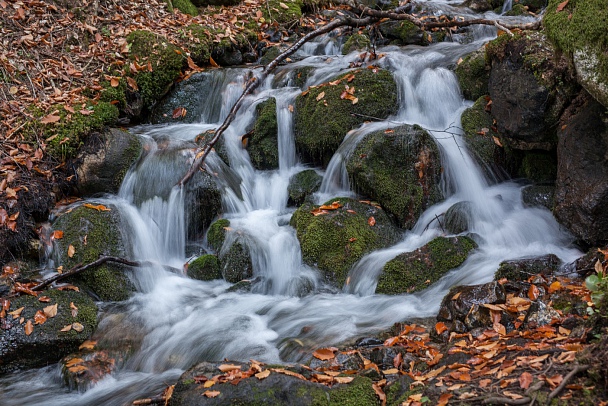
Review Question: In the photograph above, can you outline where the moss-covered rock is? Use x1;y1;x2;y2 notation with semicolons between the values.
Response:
294;68;398;167
0;289;98;374
169;361;380;406
249;98;279;170
260;46;282;66
505;3;529;15
290;198;402;287
378;21;426;46
460;96;505;179
377;236;477;294
494;254;560;282
187;254;222;281
288;169;322;206
544;0;608;108
52;204;135;301
75;128;142;196
262;0;303;24
126;30;185;110
346;125;442;229
172;0;199;15
443;201;473;234
455;47;489;101
207;218;231;252
342;33;371;55
206;219;254;283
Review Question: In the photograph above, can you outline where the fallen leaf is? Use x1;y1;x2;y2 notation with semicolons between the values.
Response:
368;216;376;226
43;303;58;318
334;376;354;384
556;0;569;12
218;364;242;372
209;56;220;68
38;296;51;302
53;230;64;240
172;107;187;119
203;390;220;398
110;77;119;87
72;322;84;332
313;348;336;360
255;370;270;379
126;77;138;91
203;380;215;388
528;284;540;301
79;340;97;350
83;203;111;212
25;320;33;335
435;322;448;335
70;302;78;318
61;324;72;332
279;2;289;9
519;371;533;389
437;393;453;406
316;91;325;101
8;307;24;318
68;245;76;258
40;114;61;124
372;383;386;406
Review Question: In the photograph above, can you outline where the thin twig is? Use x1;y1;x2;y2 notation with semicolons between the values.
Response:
547;364;590;401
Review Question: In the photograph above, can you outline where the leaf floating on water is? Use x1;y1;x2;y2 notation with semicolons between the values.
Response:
83;203;111;212
72;322;84;332
67;245;76;258
255;370;270;380
312;348;336;360
44;303;58;318
203;390;220;398
24;320;33;335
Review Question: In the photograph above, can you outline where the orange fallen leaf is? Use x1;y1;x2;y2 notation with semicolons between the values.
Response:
70;302;78;318
556;0;569;12
83;203;111;212
368;216;376;226
313;348;336;360
60;324;72;332
372;383;386;406
8;307;24;318
519;371;533;389
548;281;562;293
67;245;76;258
255;370;270;379
52;230;64;239
437;393;453;406
203;390;220;398
528;285;540;301
334;376;354;384
435;321;448;335
40;114;61;124
316;91;325;101
126;76;138;91
79;340;97;350
218;364;242;373
43;303;58;318
24;319;33;335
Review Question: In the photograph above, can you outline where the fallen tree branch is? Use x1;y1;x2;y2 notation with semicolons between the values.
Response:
547;364;590;401
482;396;530;405
32;256;140;292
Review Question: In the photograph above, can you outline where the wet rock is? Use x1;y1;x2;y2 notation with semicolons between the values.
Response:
211;46;243;66
377;236;477;295
294;68;398;167
342;33;370;54
150;72;214;124
463;0;502;12
525;300;561;327
75;128;142;196
457;97;506;181
378;21;437;46
443;201;473;234
346;125;442;229
0;289;98;374
519;0;547;12
169;362;379;406
455;47;489;101
522;184;555;210
187;254;222;281
517;150;557;183
207;219;253;283
437;281;506;322
248;98;279;170
495;254;560;282
290;198;402;287
287;169;322;207
52;204;135;301
487;31;576;151
554;91;608;245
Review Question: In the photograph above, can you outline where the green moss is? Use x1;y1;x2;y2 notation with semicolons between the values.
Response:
378;236;477;294
260;47;282;66
182;24;212;65
294;68;398;166
53;205;134;301
172;0;199;16
207;218;230;252
455;48;489;101
329;377;380;406
485;32;523;64
290;198;401;286
188;254;221;281
263;0;303;24
100;80;127;109
460;96;501;175
126;30;185;109
505;3;528;15
288;169;322;206
249;98;279;170
519;151;557;183
342;33;371;55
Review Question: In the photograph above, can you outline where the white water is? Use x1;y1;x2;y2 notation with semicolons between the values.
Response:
0;7;579;405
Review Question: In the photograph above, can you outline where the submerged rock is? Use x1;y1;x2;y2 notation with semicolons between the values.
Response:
75;128;142;196
0;289;98;374
290;198;402;287
346;125;442;229
377;236;477;295
443;201;474;234
554;91;608;245
52;204;135;301
294;68;398;167
169;361;379;406
207;219;253;283
287;169;322;207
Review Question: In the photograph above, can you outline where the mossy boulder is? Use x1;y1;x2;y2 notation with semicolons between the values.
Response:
169;361;380;406
544;0;608;108
294;68;398;167
52;204;135;301
207;219;254;283
287;169;322;206
504;3;529;15
249;98;279;170
262;0;303;24
486;31;577;151
126;30;185;110
0;289;98;374
378;21;428;46
187;254;222;281
377;236;477;294
460;96;505;179
455;47;489;101
150;72;209;124
346;125;442;229
443;201;473;234
290;198;402;287
171;0;199;15
342;33;371;55
75;128;142;196
494;254;560;282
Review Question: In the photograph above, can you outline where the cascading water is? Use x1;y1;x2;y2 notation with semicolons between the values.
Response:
0;5;581;405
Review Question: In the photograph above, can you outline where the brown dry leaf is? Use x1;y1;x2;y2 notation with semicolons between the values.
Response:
67;245;76;258
70;302;78;318
83;203;111;212
544;374;563;388
437;392;453;406
382;368;399;375
368;216;376;226
60;324;72;332
41;114;61;124
126;77;138;91
72;322;84;332
549;281;562;293
172;107;187;119
8;307;25;318
53;230;64;240
203;390;220;398
372;383;386;406
270;368;306;380
334;376;354;384
316;91;325;101
24;320;33;335
435;321;448;335
492;136;503;147
218;364;242;373
556;0;569;12
209;56;220;68
38;296;51;302
203;380;216;388
288;104;294;113
79;340;97;350
279;2;289;9
519;371;533;389
313;348;336;360
43;303;58;318
255;370;270;380
528;284;540;301
110;77;120;87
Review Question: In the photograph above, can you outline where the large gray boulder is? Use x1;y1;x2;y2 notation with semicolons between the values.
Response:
346;125;442;229
554;91;608;244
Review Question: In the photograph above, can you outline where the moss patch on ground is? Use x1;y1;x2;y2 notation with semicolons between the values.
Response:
294;68;398;166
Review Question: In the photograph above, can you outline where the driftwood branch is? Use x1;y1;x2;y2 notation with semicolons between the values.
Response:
32;256;140;291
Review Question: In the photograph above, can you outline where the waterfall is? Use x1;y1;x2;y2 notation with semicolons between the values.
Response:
0;8;581;405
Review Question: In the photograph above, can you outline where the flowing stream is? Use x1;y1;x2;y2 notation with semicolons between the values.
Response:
0;2;581;404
